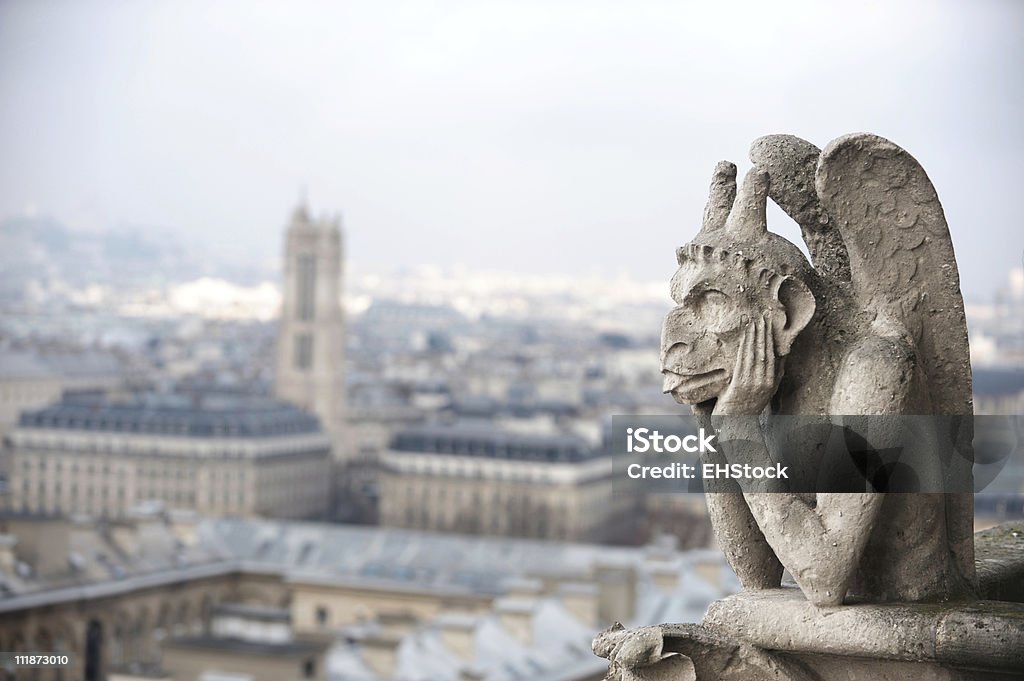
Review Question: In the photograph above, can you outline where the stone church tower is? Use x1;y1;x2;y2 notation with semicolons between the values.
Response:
275;201;347;457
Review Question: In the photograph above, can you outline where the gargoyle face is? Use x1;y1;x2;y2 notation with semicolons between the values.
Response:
661;258;759;405
660;254;815;407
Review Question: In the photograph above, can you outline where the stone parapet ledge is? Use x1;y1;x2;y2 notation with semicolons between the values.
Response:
975;521;1024;603
703;588;1024;674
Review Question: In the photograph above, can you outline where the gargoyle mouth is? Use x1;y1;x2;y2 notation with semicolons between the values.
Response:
662;368;728;394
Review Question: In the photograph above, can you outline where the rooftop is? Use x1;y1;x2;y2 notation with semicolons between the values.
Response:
16;390;322;438
0;515;736;681
390;424;598;463
167;635;324;656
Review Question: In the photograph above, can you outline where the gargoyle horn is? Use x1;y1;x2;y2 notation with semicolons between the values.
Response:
700;161;737;234
724;167;770;239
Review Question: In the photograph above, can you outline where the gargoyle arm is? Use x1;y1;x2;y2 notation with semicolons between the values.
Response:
742;490;884;606
703;473;784;590
734;335;913;605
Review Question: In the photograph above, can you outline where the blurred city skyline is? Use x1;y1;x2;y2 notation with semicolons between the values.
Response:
1;5;1022;679
2;0;1023;299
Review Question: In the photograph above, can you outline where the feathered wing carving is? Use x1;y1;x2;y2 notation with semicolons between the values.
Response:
815;133;972;417
816;133;975;589
751;131;972;416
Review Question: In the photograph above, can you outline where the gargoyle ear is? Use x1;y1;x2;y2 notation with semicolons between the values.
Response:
772;275;815;356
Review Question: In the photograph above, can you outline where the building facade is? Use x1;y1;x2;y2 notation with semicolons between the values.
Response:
274;202;347;457
3;390;331;519
378;424;627;542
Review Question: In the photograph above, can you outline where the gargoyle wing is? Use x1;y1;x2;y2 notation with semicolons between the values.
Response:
815;132;972;417
816;133;976;594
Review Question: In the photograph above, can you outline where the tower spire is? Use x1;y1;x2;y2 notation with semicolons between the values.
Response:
276;197;347;459
292;185;310;224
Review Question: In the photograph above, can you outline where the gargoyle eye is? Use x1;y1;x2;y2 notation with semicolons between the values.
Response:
682;287;729;308
697;288;728;304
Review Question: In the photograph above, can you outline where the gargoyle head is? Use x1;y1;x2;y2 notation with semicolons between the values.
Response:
661;163;817;408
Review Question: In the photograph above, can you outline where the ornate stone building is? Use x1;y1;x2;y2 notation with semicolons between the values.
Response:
4;390;331;519
274;202;347;459
378;423;630;542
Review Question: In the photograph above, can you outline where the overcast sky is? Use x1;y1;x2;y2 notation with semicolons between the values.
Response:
1;0;1022;299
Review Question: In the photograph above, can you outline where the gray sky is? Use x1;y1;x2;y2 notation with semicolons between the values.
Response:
1;0;1022;299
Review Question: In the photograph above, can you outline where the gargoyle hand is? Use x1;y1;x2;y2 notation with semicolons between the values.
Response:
714;312;779;416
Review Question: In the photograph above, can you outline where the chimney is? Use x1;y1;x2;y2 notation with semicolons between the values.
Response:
360;631;403;679
378;611;418;638
557;581;599;627
440;594;487;614
594;561;636;626
435;613;478;662
494;597;535;646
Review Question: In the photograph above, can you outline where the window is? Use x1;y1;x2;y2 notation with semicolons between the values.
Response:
316;606;329;627
296;254;317;321
295;333;314;370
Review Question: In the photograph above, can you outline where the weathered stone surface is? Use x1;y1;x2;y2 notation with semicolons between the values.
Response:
595;133;1023;681
975;521;1024;603
704;588;1024;671
748;134;850;283
593;621;817;681
935;601;1024;672
596;589;1024;679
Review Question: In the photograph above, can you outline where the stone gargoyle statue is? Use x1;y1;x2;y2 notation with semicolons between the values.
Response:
594;133;997;680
